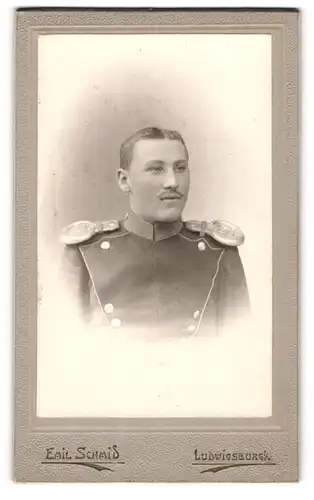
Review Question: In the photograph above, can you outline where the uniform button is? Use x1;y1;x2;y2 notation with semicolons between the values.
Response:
104;303;114;314
198;241;206;251
101;241;110;250
187;325;196;333
193;310;200;320
111;318;121;328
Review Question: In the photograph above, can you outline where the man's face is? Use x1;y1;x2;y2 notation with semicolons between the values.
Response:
118;138;190;223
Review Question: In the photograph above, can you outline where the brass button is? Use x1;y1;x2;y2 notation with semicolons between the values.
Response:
193;310;200;320
111;318;121;328
101;241;110;250
198;241;206;251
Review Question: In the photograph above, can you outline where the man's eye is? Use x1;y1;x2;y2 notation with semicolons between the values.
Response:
148;165;164;172
175;164;187;172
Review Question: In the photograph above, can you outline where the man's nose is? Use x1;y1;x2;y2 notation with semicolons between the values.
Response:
163;169;179;189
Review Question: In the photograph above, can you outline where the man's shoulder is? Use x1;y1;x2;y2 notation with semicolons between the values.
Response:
60;219;126;247
182;219;245;249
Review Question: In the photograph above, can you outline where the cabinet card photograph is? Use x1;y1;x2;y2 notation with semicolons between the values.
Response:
15;9;298;483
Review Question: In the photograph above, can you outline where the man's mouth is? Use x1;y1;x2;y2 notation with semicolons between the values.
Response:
160;193;182;200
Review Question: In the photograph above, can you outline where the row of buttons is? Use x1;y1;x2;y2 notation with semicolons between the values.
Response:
103;303;121;327
187;309;201;333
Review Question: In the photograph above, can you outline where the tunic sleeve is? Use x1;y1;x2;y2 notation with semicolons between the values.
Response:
215;246;251;328
61;245;92;320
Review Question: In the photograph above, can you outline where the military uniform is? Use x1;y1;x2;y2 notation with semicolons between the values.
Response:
61;210;250;337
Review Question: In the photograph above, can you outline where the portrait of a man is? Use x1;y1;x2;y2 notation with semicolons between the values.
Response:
61;126;250;337
36;33;272;418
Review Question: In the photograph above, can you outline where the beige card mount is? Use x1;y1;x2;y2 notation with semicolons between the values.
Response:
14;8;299;482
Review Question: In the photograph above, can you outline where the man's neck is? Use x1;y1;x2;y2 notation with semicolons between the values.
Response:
124;210;182;241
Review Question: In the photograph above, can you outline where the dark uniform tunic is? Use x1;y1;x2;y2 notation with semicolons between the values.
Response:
63;210;250;338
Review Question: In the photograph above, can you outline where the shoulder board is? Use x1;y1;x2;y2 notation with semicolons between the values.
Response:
60;220;120;245
185;219;245;247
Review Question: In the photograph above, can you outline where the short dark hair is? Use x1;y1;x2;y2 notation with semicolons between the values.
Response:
120;127;189;171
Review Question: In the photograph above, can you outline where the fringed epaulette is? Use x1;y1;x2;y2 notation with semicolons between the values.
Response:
60;220;120;245
185;219;245;247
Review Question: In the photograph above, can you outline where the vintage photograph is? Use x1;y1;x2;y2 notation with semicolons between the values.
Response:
37;33;272;418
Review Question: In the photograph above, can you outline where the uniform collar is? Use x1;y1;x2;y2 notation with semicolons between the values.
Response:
124;210;183;241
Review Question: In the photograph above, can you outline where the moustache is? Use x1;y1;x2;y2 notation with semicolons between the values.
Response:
159;191;183;200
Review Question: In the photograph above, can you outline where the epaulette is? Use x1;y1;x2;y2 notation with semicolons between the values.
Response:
185;219;245;247
60;220;120;245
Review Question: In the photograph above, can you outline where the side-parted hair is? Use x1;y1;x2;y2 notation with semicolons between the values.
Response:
120;127;189;171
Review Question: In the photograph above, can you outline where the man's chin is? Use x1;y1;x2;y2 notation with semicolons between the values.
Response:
155;208;183;223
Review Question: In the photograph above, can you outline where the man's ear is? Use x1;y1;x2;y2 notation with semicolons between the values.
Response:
117;168;131;193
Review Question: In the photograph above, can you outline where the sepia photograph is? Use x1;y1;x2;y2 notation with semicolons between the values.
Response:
36;32;272;419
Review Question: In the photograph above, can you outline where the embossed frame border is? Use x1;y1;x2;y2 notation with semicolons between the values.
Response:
14;9;299;482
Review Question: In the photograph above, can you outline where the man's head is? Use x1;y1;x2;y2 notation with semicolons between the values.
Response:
117;127;190;224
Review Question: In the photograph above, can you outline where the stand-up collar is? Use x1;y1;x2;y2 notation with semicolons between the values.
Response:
124;210;183;241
